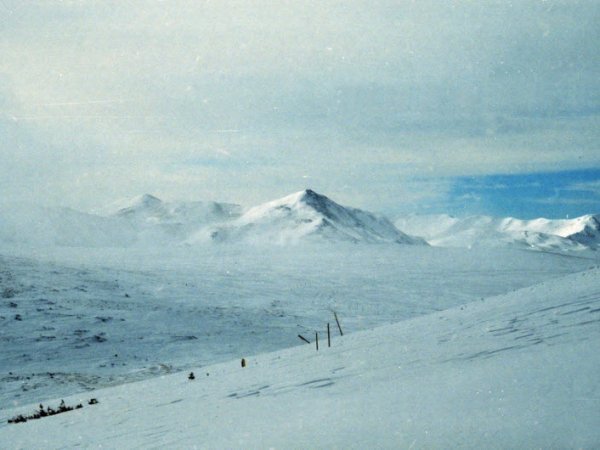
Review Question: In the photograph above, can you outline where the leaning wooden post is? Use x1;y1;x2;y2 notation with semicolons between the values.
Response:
298;334;310;344
315;332;319;351
327;323;331;347
334;311;344;336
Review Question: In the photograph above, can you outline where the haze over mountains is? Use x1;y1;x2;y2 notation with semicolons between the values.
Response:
0;190;598;251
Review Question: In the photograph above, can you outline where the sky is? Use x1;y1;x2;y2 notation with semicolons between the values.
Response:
0;0;598;218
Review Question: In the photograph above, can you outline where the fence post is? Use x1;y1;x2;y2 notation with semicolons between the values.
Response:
298;334;310;344
327;323;331;347
334;311;344;336
315;332;319;351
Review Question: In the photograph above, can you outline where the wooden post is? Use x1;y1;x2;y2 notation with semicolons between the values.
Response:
334;311;344;336
298;334;310;344
327;323;331;347
315;332;319;351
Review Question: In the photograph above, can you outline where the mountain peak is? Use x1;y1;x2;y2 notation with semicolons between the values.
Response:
301;188;318;198
284;188;321;203
113;194;163;215
294;189;329;207
135;194;162;207
201;190;427;245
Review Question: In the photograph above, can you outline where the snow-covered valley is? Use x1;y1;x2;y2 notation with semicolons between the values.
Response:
1;190;599;448
1;262;598;448
4;243;595;409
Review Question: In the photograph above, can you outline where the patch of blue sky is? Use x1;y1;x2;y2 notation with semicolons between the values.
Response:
447;169;600;219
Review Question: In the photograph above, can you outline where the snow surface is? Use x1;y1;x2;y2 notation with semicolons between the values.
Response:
1;266;598;449
4;244;595;409
395;213;600;252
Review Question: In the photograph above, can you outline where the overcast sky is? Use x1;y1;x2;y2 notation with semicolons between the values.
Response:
1;0;598;218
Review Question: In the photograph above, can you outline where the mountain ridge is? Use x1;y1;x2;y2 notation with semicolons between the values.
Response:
0;193;597;250
192;189;426;245
395;213;600;251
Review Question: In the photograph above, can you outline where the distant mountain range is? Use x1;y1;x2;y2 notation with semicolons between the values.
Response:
97;194;241;225
0;190;598;251
395;213;600;252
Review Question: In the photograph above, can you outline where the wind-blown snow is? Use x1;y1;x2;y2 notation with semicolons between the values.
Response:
0;195;241;248
0;202;138;248
102;194;241;226
1;267;598;448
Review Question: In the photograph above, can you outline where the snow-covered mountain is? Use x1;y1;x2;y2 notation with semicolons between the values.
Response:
97;194;242;243
193;189;426;245
395;213;600;252
1;192;596;250
566;214;600;247
99;194;241;226
0;195;242;248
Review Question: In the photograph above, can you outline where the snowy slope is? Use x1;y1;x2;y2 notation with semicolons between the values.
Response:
566;214;600;247
4;244;594;409
194;189;426;245
395;213;600;251
2;267;598;449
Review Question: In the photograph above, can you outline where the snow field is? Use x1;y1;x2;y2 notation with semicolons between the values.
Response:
1;267;598;448
2;244;595;409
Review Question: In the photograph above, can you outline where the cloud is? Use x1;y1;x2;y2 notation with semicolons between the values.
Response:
531;197;599;206
0;0;599;214
564;179;600;197
444;169;600;218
